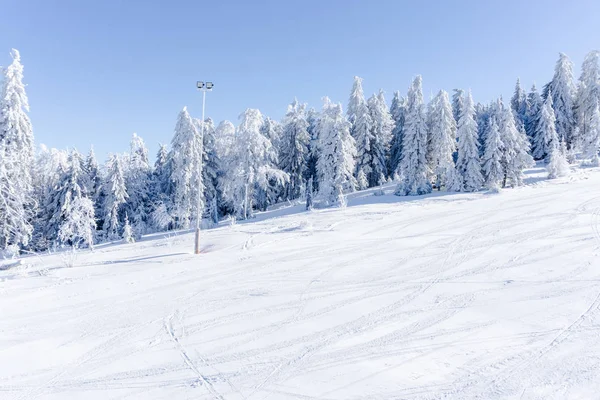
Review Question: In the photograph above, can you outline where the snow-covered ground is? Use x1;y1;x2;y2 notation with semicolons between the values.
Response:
2;165;600;400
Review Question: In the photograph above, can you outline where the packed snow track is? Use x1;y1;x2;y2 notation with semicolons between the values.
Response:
2;166;600;399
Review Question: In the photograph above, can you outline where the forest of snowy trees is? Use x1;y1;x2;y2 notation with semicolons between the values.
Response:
1;48;600;255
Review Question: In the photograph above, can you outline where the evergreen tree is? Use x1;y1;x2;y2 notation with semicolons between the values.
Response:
575;50;600;150
353;94;373;187
452;89;465;125
58;197;96;249
124;133;151;236
305;108;320;197
168;107;202;229
0;49;34;250
347;76;367;126
475;102;491;155
102;154;128;239
220;109;287;219
547;139;570;178
481;118;504;190
543;53;576;148
199;118;221;224
280;99;310;200
389;91;407;177
533;94;558;161
510;78;528;126
261;117;282;157
582;101;600;161
455;91;483;192
498;100;534;187
367;90;393;187
149;144;173;231
395;76;431;196
316;98;356;207
122;213;135;243
526;84;543;151
427;90;458;190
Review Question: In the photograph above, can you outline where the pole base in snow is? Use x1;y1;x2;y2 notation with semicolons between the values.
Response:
194;228;201;254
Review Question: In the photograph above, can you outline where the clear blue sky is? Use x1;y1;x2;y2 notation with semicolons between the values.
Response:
1;0;599;162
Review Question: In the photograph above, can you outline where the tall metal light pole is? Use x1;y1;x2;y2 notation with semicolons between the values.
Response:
194;81;213;254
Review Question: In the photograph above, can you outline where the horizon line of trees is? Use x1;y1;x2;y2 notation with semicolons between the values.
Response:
1;49;599;255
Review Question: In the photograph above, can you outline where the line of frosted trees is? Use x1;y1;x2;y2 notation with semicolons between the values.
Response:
1;49;599;255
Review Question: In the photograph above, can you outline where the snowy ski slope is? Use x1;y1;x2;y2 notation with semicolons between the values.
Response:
2;165;600;400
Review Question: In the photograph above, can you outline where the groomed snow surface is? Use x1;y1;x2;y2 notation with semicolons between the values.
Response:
2;165;600;400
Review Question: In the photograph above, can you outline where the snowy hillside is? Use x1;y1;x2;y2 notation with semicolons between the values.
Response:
2;165;600;400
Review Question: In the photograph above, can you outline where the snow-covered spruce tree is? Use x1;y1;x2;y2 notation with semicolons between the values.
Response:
42;149;92;247
367;90;394;187
543;53;576;148
198;118;221;225
122;213;135;243
511;78;529;127
547;137;570;179
575;50;600;150
58;197;96;249
533;94;558;161
455;91;483;192
316;97;356;207
149;144;173;231
475;102;491;156
395;76;432;196
498;100;534;187
168;107;203;229
280;99;310;200
481;117;504;190
353;96;373;189
427;90;458;190
85;147;103;218
102;154;128;240
526;84;543;152
582;101;600;162
304;107;320;204
124;133;151;237
0;49;35;251
220;109;287;219
389;91;407;178
452;89;465;126
261;116;283;159
214;120;237;216
347;76;367;127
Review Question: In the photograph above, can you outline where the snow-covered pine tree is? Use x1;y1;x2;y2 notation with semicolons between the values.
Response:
220;109;287;219
58;197;96;249
547;138;570;178
582;100;600;162
43;149;90;246
511;78;529;126
455;91;483;192
452;89;465;125
347;76;367;127
124;133;151;236
389;91;407;178
304;107;320;198
199;118;220;224
575;50;600;150
102;154;128;240
533;94;558;161
367;90;393;187
353;94;373;188
316;97;356;207
526;84;543;152
148;144;173;231
0;49;35;251
543;53;576;148
168;107;202;229
481;117;504;190
85;147;103;216
280;99;310;200
122;213;135;243
396;76;432;196
475;102;491;156
498;100;534;187
428;90;459;190
261;116;282;159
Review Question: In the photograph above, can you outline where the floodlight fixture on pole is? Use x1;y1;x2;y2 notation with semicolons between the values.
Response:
194;80;213;255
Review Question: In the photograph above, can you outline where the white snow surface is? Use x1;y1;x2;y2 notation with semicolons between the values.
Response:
2;165;600;400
